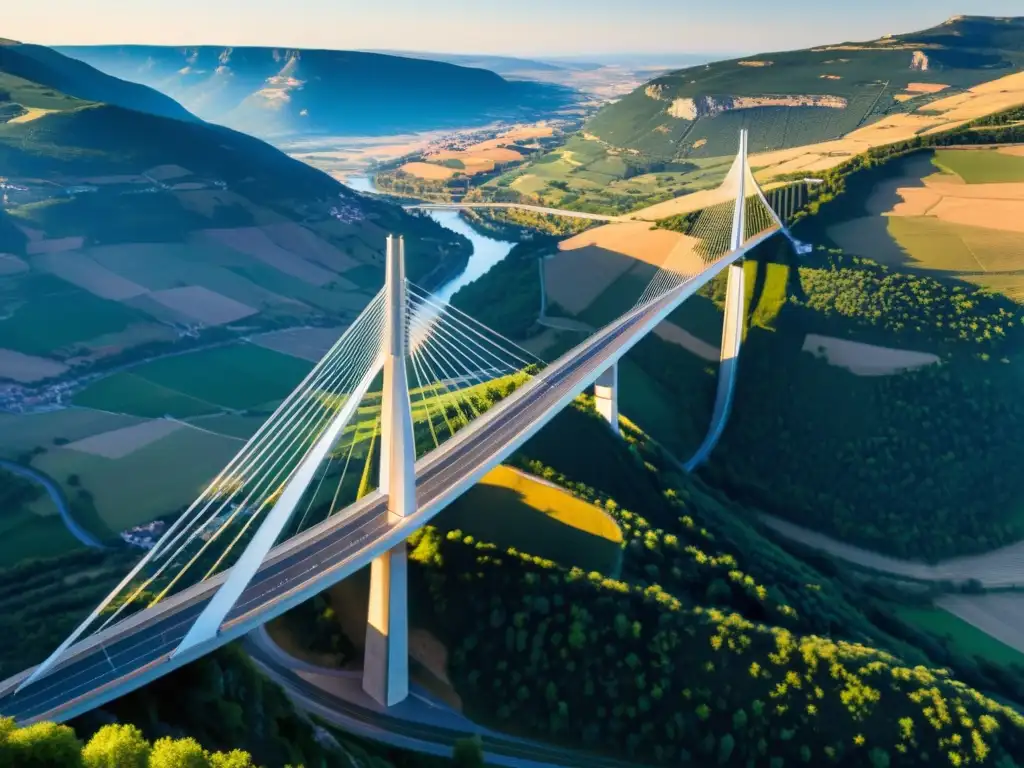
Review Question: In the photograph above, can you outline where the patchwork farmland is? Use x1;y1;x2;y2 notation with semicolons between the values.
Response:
824;148;1024;300
73;341;315;417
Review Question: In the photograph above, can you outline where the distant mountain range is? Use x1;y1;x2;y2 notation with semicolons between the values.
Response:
55;45;577;138
586;14;1024;159
363;50;567;76
0;41;468;370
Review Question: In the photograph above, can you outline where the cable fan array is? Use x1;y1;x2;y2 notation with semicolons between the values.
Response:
634;138;784;309
23;290;390;685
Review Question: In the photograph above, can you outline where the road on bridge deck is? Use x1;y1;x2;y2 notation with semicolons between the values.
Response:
0;282;677;726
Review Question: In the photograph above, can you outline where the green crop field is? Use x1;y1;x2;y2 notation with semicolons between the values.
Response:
819;151;1024;301
73;372;221;419
138;343;314;409
185;413;266;440
932;148;1024;184
435;465;623;575
896;606;1024;668
834;214;1024;301
32;425;240;537
748;259;790;331
75;342;317;417
0;409;143;459
0;274;147;357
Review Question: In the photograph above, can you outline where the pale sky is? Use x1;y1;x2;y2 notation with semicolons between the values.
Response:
6;1;1023;57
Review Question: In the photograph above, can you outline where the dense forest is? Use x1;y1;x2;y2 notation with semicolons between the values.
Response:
279;400;1024;766
459;207;595;239
399;405;1024;766
791;254;1020;352
629;243;1024;561
713;326;1024;560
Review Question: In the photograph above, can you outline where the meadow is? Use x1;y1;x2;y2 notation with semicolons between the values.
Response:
435;465;623;576
32;423;240;537
0;273;147;357
821;148;1024;301
0;409;143;460
931;147;1024;183
0;406;240;561
73;342;315;417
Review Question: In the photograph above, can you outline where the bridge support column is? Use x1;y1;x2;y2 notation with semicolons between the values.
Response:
594;363;620;436
363;235;414;708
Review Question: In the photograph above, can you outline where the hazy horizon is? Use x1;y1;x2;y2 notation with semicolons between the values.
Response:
7;1;1024;57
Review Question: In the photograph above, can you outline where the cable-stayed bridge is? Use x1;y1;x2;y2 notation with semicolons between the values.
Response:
0;130;786;725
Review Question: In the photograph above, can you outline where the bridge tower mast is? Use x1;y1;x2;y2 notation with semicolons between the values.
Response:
362;235;414;707
715;129;748;446
719;128;747;423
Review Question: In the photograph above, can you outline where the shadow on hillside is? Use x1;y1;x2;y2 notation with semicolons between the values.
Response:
797;151;936;274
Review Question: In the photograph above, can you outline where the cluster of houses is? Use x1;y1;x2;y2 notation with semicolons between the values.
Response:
0;381;74;414
120;520;168;550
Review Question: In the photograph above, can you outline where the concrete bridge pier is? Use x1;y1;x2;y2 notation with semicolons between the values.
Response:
594;363;620;437
363;235;414;707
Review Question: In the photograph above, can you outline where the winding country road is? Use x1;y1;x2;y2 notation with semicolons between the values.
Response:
760;513;1024;590
244;627;639;768
0;459;103;549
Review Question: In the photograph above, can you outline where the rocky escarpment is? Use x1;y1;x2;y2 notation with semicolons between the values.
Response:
645;90;849;120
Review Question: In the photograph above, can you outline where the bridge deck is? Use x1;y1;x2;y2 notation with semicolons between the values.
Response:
0;222;780;726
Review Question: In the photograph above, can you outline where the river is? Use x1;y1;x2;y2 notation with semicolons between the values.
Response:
344;175;515;301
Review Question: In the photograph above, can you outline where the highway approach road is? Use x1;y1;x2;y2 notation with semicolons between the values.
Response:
245;628;638;768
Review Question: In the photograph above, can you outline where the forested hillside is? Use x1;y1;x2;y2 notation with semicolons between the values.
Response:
587;15;1024;160
412;404;1024;766
0;39;194;121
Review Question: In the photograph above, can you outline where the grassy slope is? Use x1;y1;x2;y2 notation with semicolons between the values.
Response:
0;42;193;121
588;16;1024;160
0;53;470;286
435;464;624;576
484;16;1024;215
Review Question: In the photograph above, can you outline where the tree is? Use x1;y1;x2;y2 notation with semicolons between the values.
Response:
717;733;736;764
452;735;485;768
148;737;211;768
6;721;83;767
82;724;150;768
210;750;256;768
